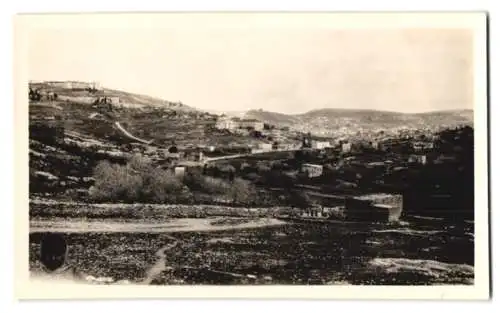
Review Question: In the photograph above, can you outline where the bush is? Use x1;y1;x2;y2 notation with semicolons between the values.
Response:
204;176;231;194
90;156;191;203
91;154;266;206
183;171;258;205
89;161;143;202
286;190;311;209
140;168;187;202
230;178;257;206
29;123;65;145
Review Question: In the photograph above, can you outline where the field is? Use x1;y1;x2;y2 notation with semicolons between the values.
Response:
29;202;474;286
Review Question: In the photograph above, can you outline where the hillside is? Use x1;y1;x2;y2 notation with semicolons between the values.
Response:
244;108;473;136
30;81;197;111
28;81;277;198
29;81;226;145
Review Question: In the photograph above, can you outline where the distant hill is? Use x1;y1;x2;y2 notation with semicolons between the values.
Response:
100;88;197;112
29;81;473;140
28;81;219;146
244;108;473;136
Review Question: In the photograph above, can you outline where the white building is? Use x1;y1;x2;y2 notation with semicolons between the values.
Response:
215;117;239;130
341;142;352;153
413;142;434;151
408;154;427;165
258;143;273;151
302;163;323;178
46;81;98;90
239;119;265;131
312;141;332;149
215;117;264;131
174;166;186;177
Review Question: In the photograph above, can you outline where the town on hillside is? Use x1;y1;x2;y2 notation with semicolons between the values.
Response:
27;79;476;286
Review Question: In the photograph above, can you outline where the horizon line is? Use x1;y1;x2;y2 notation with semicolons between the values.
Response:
28;80;473;115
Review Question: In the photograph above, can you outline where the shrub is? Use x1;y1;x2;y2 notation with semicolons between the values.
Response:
29;123;65;145
90;156;191;203
205;176;231;194
91;154;267;206
90;160;143;202
140;168;186;202
230;178;257;206
256;162;271;173
184;172;230;195
286;190;311;209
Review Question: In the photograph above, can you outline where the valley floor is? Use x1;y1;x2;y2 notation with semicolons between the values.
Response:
29;199;474;286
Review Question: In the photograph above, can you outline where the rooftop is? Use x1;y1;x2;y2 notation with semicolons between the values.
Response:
302;163;323;168
373;204;396;209
176;161;202;167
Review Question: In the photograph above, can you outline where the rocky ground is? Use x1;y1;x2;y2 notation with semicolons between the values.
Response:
29;214;474;285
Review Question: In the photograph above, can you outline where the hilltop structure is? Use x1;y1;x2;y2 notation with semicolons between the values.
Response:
39;81;101;90
215;117;264;131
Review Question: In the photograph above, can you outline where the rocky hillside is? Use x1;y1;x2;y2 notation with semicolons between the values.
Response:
244;108;473;136
28;81;227;146
30;81;197;111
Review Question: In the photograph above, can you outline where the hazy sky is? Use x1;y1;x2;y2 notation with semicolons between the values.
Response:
28;26;473;114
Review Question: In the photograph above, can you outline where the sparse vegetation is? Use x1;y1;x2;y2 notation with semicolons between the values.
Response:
90;155;261;206
89;155;192;203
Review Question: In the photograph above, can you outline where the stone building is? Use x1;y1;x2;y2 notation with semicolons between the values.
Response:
312;141;332;149
301;163;324;178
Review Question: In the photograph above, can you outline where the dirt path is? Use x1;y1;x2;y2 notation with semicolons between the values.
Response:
30;217;287;234
114;121;154;145
141;235;179;285
141;235;258;285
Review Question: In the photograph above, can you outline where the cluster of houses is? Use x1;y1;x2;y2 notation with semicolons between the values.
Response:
215;117;265;131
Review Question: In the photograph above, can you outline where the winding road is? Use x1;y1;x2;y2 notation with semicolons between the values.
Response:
114;121;154;145
202;147;302;164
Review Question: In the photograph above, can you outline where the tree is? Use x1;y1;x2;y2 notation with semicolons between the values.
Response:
294;150;305;166
286;189;311;211
29;88;42;101
230;178;257;206
250;130;263;138
89;156;192;203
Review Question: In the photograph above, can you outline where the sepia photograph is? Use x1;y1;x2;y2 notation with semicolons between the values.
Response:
13;12;489;300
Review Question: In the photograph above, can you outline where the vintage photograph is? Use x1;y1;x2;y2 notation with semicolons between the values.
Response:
15;12;488;299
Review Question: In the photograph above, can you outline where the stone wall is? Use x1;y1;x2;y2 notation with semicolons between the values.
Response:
345;193;403;222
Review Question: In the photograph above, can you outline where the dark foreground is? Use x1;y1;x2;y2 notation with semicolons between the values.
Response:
29;216;474;285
